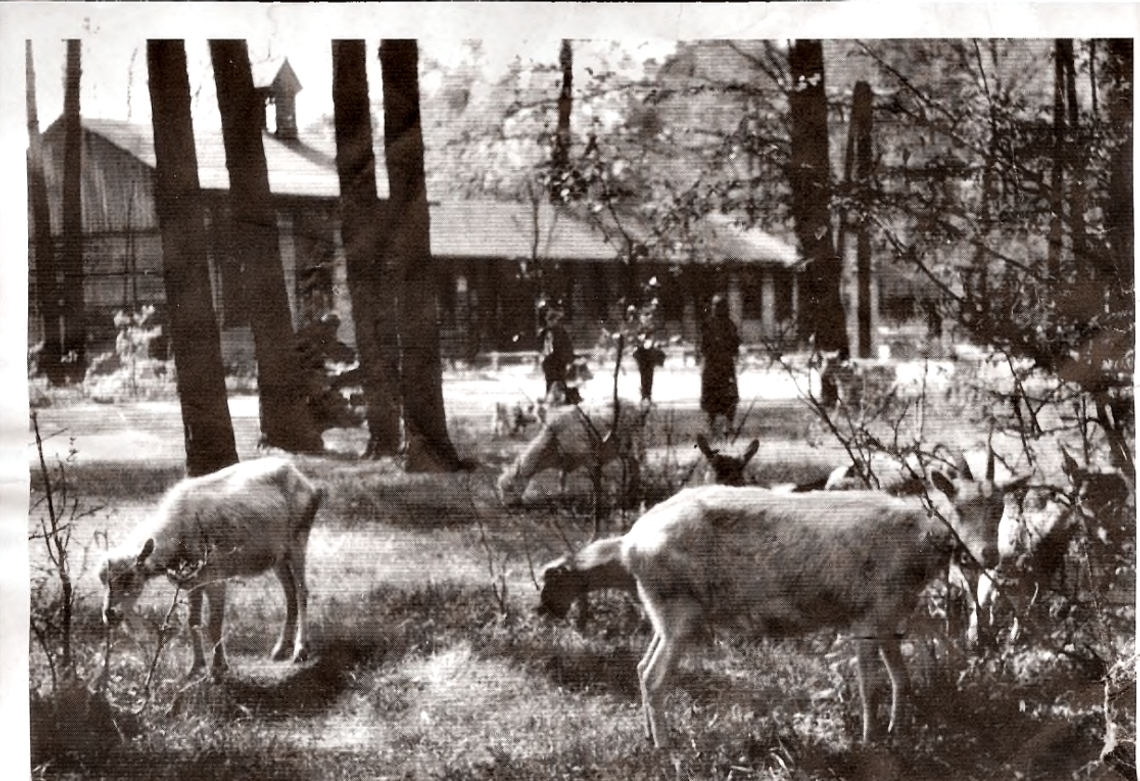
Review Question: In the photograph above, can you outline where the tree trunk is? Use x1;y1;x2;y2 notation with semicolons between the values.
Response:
1048;39;1066;278
551;38;574;202
379;40;461;472
332;40;402;456
847;80;874;358
1104;40;1133;291
26;41;64;386
210;40;324;454
1060;40;1088;266
147;41;239;477
788;40;846;353
61;40;86;382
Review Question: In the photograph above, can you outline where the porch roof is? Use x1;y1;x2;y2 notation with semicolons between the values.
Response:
429;201;618;261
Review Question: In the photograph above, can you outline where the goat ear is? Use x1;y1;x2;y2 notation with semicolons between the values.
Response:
931;471;957;498
743;439;760;464
696;433;715;458
136;538;156;569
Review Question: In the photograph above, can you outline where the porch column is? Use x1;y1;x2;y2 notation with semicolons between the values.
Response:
727;270;744;326
761;268;776;338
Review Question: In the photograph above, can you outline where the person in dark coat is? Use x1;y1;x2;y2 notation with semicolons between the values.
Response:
539;305;578;404
699;294;740;438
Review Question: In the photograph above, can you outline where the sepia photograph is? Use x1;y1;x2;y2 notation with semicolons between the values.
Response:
4;4;1136;779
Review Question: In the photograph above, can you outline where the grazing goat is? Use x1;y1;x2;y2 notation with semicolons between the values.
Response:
497;399;645;506
98;458;325;676
696;433;760;486
537;537;638;620
823;452;926;495
492;400;544;438
619;469;1027;748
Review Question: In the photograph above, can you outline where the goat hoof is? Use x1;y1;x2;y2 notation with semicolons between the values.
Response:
271;645;290;662
292;646;309;664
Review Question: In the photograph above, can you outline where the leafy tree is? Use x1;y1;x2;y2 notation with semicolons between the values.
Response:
147;40;238;477
854;39;1133;471
210;40;324;454
379;40;461;471
332;39;402;456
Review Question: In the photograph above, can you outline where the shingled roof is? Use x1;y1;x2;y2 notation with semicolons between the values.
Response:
429;201;618;261
67;117;340;198
43;118;800;267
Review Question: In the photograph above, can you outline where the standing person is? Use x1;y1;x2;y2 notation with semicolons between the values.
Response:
699;294;741;439
539;304;576;404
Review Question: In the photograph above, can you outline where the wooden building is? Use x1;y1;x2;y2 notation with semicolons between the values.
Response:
29;60;804;371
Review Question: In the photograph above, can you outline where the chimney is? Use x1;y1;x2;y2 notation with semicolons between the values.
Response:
252;57;302;140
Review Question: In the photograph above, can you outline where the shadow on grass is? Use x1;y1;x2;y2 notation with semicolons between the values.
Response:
28;460;187;500
221;638;387;720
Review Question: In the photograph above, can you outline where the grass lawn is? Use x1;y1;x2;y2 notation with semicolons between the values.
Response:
25;369;1132;780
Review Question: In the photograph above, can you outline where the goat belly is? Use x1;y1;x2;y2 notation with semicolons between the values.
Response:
623;486;939;637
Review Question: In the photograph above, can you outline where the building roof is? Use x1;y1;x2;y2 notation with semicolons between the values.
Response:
252;57;302;95
65;117;340;198
591;206;801;268
697;212;801;267
429;201;619;261
44;118;800;268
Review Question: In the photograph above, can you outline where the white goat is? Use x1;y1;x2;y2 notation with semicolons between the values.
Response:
695;433;760;487
821;444;1024;647
822;452;925;494
496;399;645;506
98;458;325;676
619;470;1027;748
970;447;1133;646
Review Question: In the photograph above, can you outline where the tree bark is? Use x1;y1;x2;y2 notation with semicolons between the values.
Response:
61;40;86;381
1048;39;1067;278
210;40;324;454
379;40;461;472
788;40;847;353
147;41;239;477
1103;40;1132;291
332;40;402;456
26;41;64;385
1060;40;1087;266
552;38;574;201
849;80;874;358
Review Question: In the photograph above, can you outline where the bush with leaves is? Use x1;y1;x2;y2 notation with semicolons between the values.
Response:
83;306;175;402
